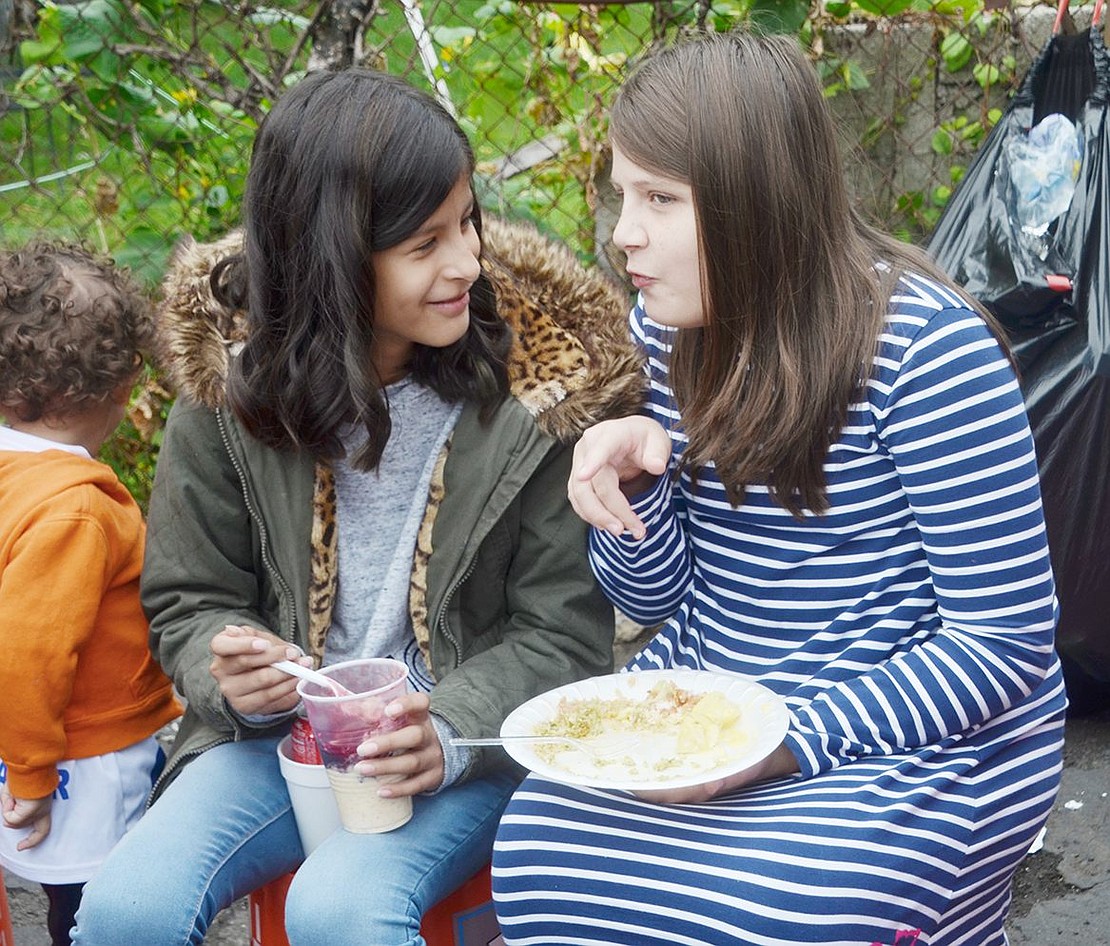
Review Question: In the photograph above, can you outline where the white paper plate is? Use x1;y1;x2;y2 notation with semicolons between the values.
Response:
500;669;791;791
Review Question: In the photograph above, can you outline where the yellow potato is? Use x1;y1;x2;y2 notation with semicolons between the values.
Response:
691;691;741;726
676;692;742;753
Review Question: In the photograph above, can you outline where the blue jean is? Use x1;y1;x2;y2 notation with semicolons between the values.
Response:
71;736;519;946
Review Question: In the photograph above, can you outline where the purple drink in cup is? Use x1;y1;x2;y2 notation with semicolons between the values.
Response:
296;658;412;833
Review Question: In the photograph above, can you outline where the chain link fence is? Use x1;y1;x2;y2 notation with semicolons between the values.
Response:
0;0;1099;499
4;2;1098;271
1;1;693;284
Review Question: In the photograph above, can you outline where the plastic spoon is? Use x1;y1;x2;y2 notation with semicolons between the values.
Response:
271;659;354;697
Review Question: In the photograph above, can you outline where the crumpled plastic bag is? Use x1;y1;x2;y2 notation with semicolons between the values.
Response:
1004;112;1083;243
928;27;1110;710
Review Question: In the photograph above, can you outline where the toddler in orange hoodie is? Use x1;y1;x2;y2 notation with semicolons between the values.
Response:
0;242;181;946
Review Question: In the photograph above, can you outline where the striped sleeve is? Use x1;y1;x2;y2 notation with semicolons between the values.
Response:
788;283;1058;775
588;302;693;625
588;472;692;626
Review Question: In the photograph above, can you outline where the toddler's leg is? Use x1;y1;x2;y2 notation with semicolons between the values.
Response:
285;771;517;946
71;737;302;946
42;882;83;946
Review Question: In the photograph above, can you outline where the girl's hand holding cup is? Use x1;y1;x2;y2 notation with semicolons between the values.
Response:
298;658;416;833
354;692;445;797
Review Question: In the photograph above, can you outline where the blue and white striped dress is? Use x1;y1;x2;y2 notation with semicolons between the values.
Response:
493;273;1066;946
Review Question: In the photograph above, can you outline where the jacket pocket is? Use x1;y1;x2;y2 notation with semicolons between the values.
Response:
453;517;513;658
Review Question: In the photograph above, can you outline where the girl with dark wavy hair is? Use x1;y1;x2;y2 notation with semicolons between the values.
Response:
494;31;1066;946
72;68;617;945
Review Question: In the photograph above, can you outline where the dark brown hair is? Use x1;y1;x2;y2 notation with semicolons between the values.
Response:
609;31;1002;516
216;68;510;470
0;241;151;423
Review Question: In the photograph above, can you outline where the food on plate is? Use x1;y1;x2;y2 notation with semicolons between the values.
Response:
532;679;750;782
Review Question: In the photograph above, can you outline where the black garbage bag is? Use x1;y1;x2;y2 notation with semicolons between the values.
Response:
927;18;1110;712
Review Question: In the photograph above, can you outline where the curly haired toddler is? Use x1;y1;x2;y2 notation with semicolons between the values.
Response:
0;242;181;946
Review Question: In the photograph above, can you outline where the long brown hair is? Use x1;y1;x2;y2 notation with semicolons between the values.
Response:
609;32;1000;516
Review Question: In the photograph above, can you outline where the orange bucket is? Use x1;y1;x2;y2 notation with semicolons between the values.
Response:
248;863;497;946
0;868;17;946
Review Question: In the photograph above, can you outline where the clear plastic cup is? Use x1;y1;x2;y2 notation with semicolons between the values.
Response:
296;658;413;833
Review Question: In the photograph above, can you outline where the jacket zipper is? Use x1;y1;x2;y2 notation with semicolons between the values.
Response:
147;734;233;808
435;555;479;671
216;409;298;645
144;414;302;803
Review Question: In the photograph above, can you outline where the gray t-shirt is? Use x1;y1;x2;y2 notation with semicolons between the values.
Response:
323;378;460;694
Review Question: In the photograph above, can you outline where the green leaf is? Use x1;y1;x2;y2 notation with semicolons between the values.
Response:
974;11;998;36
974;63;1001;88
205;184;230;209
825;0;852;16
843;60;871;91
895;191;924;213
138;109;202;146
709;1;746;26
110;80;157;109
112;226;174;287
19;4;64;64
430;25;478;47
85;48;125;84
19;36;64;64
749;0;810;34
15;64;76;105
940;33;973;72
930;0;972;15
959;120;984;143
854;0;916;17
931;129;953;155
135;0;166;19
54;0;134;61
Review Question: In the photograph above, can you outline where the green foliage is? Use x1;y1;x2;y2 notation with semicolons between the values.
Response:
3;0;308;505
853;0;917;18
812;0;1017;243
750;0;811;35
818;55;872;97
941;32;974;72
97;370;173;513
5;0;295;285
2;0;1027;505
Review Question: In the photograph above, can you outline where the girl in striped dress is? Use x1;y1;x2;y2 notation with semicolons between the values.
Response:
492;31;1066;946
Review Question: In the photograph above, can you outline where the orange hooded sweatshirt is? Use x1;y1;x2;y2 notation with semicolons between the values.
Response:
0;444;181;799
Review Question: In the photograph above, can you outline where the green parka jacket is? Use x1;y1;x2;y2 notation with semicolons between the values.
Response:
145;218;644;800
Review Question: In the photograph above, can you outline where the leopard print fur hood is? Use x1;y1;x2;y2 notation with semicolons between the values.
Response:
157;216;644;440
155;217;645;663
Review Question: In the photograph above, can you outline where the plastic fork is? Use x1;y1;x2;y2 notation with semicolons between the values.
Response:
449;734;627;760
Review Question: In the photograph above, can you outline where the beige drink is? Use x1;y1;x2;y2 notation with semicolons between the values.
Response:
325;769;413;834
298;658;414;836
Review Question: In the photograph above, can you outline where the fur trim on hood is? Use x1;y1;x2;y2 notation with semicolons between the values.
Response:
156;217;644;442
